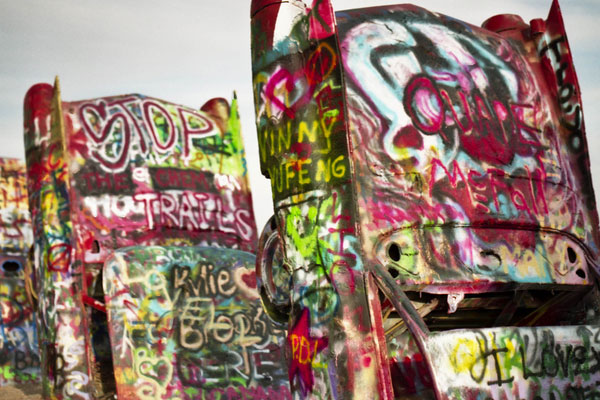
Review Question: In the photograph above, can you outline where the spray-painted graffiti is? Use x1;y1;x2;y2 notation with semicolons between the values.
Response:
0;261;41;386
24;81;92;399
76;96;217;171
252;1;390;398
427;326;600;399
252;1;600;400
103;246;290;399
0;159;39;392
66;92;257;252
0;159;32;254
386;322;600;399
24;79;259;399
336;2;599;288
254;53;348;198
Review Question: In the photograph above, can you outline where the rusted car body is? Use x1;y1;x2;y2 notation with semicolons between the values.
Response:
23;79;288;399
251;0;600;398
0;158;39;391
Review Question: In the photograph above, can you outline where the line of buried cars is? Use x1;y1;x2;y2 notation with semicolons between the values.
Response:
1;1;600;399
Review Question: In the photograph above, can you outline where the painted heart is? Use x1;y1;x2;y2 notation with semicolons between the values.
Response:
233;267;260;300
79;101;108;143
136;349;173;388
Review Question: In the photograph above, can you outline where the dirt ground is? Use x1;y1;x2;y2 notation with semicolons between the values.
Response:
0;386;42;399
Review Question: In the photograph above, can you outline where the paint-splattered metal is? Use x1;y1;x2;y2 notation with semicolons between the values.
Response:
251;1;600;398
23;79;278;399
0;158;39;393
103;245;290;399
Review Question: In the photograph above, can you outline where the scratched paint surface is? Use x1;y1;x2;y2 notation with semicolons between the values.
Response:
103;246;290;400
24;82;92;399
427;326;600;399
65;92;256;253
24;80;258;399
252;1;392;398
0;159;32;255
252;1;600;400
384;321;600;399
0;159;40;390
336;3;599;291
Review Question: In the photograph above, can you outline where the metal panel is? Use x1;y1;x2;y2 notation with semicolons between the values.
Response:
251;1;393;398
426;326;600;399
62;92;257;254
24;82;93;398
0;159;39;391
251;1;600;399
336;3;599;292
103;246;290;399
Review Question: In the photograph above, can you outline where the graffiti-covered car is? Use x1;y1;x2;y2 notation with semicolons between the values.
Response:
24;79;289;399
0;158;39;392
251;0;600;399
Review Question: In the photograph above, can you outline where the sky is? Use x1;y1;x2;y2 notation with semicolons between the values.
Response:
1;0;599;231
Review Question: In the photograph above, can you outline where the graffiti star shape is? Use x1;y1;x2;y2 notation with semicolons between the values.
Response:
287;307;328;396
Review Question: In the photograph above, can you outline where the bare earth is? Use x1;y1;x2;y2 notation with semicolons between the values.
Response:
0;386;42;399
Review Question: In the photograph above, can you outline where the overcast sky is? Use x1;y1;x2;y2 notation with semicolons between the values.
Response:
1;0;598;230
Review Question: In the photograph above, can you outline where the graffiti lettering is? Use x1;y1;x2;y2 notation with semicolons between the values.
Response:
173;265;236;298
79;97;218;171
287;308;328;394
290;334;321;366
149;167;214;192
429;157;549;217
404;74;541;165
83;191;254;240
80;170;131;194
104;247;288;397
177;350;249;387
258;116;338;163
436;327;600;397
176;298;263;351
267;155;346;194
13;350;40;371
134;191;254;239
254;35;348;200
